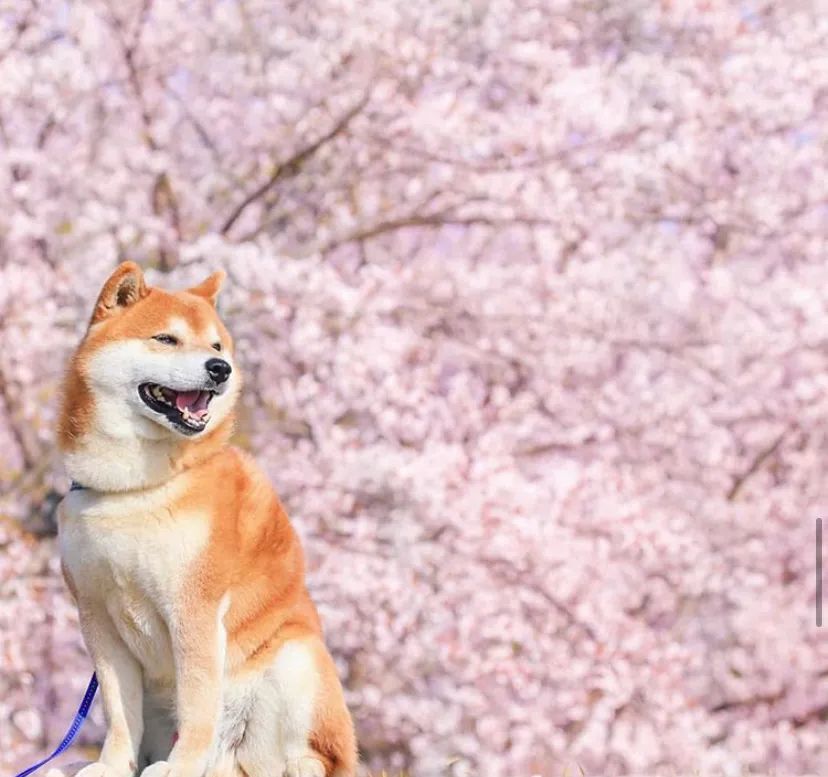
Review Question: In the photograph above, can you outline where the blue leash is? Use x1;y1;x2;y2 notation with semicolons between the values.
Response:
13;673;98;777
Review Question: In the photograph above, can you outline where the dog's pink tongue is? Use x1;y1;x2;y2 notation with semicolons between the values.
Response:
175;390;200;411
175;390;210;419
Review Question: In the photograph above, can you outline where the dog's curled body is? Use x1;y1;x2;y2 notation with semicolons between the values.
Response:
56;264;356;777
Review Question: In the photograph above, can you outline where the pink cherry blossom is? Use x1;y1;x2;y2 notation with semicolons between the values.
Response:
2;1;827;775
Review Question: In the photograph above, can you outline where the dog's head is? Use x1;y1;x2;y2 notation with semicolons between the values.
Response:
60;263;241;452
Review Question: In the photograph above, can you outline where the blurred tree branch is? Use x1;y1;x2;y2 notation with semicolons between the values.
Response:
219;95;369;238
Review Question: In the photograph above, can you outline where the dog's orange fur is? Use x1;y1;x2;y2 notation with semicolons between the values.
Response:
57;263;357;777
176;448;355;771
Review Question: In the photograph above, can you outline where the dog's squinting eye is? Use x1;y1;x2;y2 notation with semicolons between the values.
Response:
211;342;222;352
152;334;179;346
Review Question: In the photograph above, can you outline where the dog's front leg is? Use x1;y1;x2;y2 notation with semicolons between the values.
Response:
141;599;227;777
75;609;144;777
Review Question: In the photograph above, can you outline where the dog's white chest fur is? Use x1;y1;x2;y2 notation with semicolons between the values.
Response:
59;483;209;685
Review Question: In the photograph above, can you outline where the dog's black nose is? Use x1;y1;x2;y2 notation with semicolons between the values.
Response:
205;358;232;384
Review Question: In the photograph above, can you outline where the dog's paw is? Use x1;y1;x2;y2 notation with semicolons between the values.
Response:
45;763;93;777
139;762;171;777
284;757;325;777
74;763;128;777
140;760;204;777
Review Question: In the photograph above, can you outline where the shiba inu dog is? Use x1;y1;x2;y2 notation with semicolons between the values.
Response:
56;263;357;777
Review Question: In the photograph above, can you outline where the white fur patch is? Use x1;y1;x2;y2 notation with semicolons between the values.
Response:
164;317;193;342
204;325;220;346
60;487;211;686
234;640;321;777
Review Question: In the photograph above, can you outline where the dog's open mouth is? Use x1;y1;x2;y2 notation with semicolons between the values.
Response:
139;383;215;434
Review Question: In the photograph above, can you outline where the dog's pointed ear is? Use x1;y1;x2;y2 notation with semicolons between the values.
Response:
187;270;225;307
90;262;149;324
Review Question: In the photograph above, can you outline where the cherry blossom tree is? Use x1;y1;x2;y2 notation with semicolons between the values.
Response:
2;1;828;775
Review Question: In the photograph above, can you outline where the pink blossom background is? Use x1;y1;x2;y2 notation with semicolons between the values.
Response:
1;1;827;775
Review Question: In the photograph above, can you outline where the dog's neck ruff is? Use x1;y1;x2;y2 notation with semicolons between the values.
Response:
62;432;181;492
62;417;234;494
